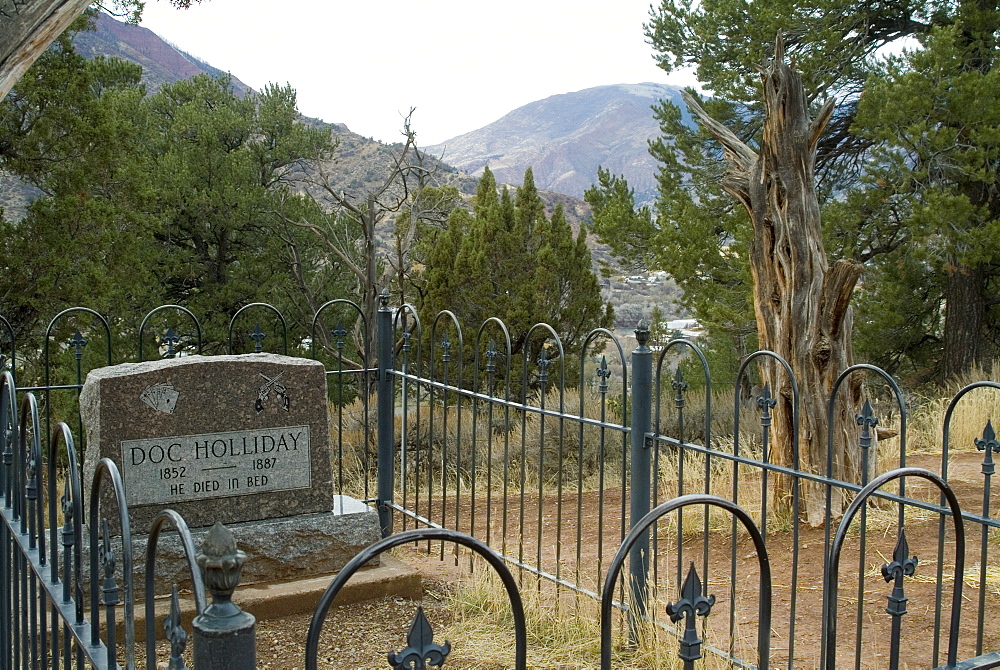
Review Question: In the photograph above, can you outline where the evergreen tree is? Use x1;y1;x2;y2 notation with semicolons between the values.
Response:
846;20;1000;379
642;0;1000;379
145;75;335;350
1;16;345;365
0;17;160;350
420;167;613;385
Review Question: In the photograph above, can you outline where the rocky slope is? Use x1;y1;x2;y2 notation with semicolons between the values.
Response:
426;83;690;203
74;11;254;96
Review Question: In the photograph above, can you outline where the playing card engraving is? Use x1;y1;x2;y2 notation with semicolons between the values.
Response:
140;382;179;414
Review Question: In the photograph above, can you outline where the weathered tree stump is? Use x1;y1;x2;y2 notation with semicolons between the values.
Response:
682;37;865;524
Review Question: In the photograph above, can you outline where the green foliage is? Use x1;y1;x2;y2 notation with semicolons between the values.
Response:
0;18;347;378
145;75;335;350
419;167;613;387
585;121;755;342
848;18;1000;378
0;20;159;351
633;0;1000;379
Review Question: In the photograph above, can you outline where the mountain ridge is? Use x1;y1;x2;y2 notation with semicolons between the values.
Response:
74;12;255;97
427;83;687;203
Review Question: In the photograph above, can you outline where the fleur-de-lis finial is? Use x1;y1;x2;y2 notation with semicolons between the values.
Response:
69;331;88;360
332;322;348;352
387;606;451;670
161;328;180;359
61;487;72;520
596;356;611;394
673;367;688;409
25;454;37;502
60;481;75;548
976;420;999;452
976;420;999;475
757;382;777;428
881;529;918;617
100;518;120;608
666;562;716;664
101;518;116;576
882;530;918;583
856;399;879;451
164;584;188;670
485;341;497;373
537;349;551;384
249;325;267;353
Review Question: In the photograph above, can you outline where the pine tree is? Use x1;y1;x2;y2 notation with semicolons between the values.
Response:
644;0;1000;379
419;167;612;385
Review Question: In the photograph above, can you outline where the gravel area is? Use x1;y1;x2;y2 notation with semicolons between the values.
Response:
256;587;457;670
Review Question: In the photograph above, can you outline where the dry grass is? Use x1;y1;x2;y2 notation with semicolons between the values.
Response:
908;361;1000;453
447;569;602;669
441;564;748;670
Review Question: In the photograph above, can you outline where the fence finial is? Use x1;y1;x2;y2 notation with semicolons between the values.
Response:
635;320;650;346
193;522;256;668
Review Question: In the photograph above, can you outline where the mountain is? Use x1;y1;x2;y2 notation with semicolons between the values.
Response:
3;13;614;253
1;13;474;219
426;83;690;204
73;12;254;96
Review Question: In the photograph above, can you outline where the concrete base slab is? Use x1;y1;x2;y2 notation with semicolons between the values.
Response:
135;497;381;597
132;554;422;641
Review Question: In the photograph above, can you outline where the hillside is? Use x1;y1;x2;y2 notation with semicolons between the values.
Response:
73;11;254;97
2;13;681;323
426;83;691;204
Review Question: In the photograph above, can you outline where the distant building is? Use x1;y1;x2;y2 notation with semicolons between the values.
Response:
666;319;701;331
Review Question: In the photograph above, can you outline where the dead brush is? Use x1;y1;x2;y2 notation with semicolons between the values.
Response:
653;385;764;448
443;561;753;669
329;397;375;497
356;386;632;496
908;360;1000;453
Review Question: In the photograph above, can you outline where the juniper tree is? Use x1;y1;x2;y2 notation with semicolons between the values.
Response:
421;167;612;388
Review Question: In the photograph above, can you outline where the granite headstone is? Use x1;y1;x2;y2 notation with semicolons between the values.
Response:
80;353;334;531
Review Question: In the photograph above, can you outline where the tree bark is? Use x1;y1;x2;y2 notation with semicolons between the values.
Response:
683;37;864;524
0;0;93;100
943;259;992;379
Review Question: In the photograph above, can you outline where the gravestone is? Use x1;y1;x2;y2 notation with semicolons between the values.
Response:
80;353;381;589
81;353;334;530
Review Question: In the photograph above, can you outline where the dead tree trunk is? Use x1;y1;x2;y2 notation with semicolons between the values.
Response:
0;0;93;99
682;37;864;524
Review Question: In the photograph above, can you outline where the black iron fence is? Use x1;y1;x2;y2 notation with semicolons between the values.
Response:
2;297;1000;668
378;297;1000;669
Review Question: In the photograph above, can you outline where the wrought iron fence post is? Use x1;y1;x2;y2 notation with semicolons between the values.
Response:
628;321;653;642
376;291;395;537
192;522;255;670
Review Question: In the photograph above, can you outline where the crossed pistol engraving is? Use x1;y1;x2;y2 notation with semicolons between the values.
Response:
256;372;290;413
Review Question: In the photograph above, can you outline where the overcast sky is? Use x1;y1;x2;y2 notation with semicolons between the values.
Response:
138;0;698;145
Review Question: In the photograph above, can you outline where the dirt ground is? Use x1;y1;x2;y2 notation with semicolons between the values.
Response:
252;549;468;670
147;450;1000;669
